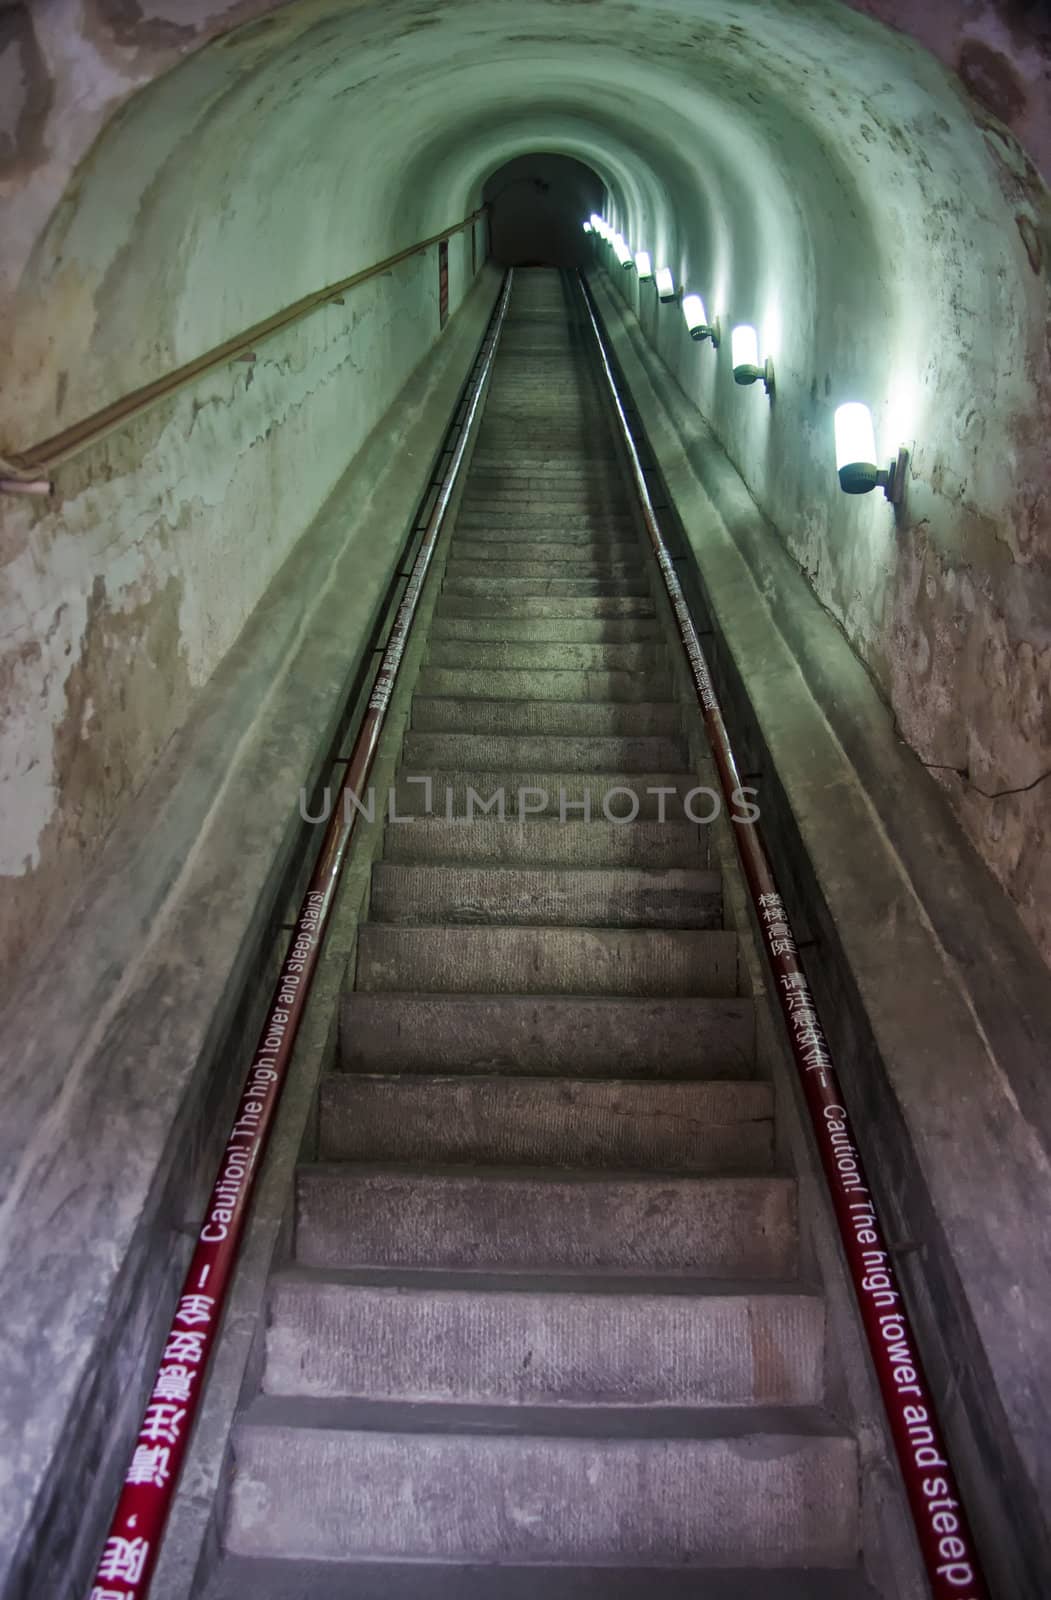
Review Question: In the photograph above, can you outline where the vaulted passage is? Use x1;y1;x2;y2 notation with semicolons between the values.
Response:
0;6;1050;1600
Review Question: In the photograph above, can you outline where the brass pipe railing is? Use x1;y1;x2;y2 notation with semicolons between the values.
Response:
1;205;487;490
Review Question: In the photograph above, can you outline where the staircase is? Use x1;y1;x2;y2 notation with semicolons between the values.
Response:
206;271;875;1596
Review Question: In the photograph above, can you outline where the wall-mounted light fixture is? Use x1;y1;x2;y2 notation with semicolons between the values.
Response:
833;403;909;501
731;325;775;396
655;267;676;302
682;294;720;346
634;251;653;280
613;234;633;267
583;221;593;233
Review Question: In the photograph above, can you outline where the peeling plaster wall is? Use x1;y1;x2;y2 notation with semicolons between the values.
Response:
0;0;1049;995
0;3;481;996
592;28;1051;966
0;251;464;994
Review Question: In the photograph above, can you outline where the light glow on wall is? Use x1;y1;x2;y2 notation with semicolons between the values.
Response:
731;325;775;395
731;324;760;371
834;403;878;473
762;294;782;363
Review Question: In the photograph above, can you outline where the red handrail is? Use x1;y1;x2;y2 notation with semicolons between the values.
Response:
84;269;514;1600
577;270;989;1600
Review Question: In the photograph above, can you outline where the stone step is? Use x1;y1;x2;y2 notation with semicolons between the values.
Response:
295;1168;796;1275
473;442;612;456
425;639;657;672
264;1275;820;1405
401;731;686;772
429;614;661;643
339;993;754;1077
384;770;701;820
476;421;607;434
205;1554;880;1600
460;494;629;514
476;432;607;451
450;521;638;544
449;539;642;564
480;408;605;420
444;560;642;582
416;664;666;699
226;1418;855;1567
434;594;654;618
317;1075;771;1169
354;924;739;997
461;468;614;481
368;864;720;928
410;698;680;735
465;473;614;493
382;818;707;870
441;577;651;598
469;454;617;475
456;510;635;531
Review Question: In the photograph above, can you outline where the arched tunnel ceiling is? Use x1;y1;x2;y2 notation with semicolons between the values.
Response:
5;0;1047;443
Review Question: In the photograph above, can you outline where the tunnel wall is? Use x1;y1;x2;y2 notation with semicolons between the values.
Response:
593;103;1051;966
0;172;480;1001
0;261;505;1600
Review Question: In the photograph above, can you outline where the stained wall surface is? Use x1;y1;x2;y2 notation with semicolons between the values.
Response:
0;0;1049;1002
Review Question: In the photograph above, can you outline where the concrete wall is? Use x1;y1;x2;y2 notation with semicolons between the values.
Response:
595;270;1051;1596
2;0;1048;996
0;27;481;996
596;83;1051;967
0;262;505;1600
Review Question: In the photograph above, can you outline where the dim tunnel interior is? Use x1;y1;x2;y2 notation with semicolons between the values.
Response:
0;4;1050;1599
483;155;605;266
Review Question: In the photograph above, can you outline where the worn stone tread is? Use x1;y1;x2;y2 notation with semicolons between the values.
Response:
381;818;707;869
354;923;739;997
410;698;680;735
425;638;659;670
401;730;686;772
368;863;720;927
264;1275;820;1406
226;1420;854;1564
339;992;755;1076
295;1166;796;1275
317;1074;771;1169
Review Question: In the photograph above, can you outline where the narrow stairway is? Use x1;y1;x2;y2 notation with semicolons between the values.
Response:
209;271;875;1596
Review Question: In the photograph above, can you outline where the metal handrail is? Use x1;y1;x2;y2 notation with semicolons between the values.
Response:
1;206;487;489
84;268;513;1600
576;268;990;1600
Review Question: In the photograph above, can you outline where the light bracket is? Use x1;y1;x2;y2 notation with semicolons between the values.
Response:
733;356;775;397
689;314;721;348
839;446;910;502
